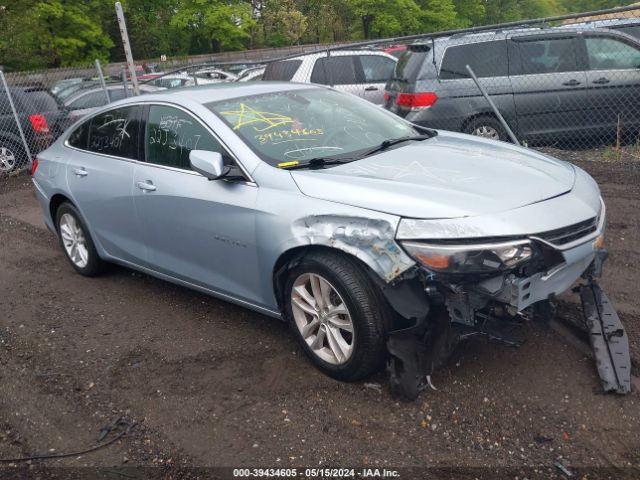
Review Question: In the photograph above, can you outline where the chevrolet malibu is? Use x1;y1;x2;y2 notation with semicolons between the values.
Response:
32;83;629;398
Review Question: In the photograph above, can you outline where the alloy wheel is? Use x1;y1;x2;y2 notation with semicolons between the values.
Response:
472;125;500;139
0;146;16;172
59;213;89;268
290;273;354;365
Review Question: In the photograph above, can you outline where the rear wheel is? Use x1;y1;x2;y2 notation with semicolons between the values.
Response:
55;202;105;276
284;251;390;381
464;115;507;142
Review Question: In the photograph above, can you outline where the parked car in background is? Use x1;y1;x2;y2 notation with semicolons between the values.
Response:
51;78;85;96
236;66;265;82
384;27;640;144
383;45;407;58
262;50;397;104
0;86;70;172
63;84;162;123
54;79;101;103
145;69;237;89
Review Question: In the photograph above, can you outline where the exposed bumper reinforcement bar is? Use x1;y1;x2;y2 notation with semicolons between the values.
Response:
580;281;631;394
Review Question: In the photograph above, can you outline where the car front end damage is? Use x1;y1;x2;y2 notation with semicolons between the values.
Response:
381;197;631;400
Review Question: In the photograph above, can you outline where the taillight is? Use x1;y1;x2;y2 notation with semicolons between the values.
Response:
383;91;390;102
29;114;50;134
395;92;438;110
31;158;39;175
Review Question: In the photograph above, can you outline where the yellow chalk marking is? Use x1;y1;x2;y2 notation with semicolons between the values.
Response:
220;103;294;132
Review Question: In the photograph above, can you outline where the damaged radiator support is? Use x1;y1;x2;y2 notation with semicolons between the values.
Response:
385;276;632;400
579;280;631;394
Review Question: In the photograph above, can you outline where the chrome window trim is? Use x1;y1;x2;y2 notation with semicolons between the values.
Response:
63;100;257;185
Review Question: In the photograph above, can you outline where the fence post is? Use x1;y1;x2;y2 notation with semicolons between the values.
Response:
121;68;130;97
115;2;140;96
0;69;33;167
94;59;111;104
465;64;520;146
325;48;334;87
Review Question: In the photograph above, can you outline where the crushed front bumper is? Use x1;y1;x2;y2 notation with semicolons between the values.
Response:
386;240;632;399
580;279;631;394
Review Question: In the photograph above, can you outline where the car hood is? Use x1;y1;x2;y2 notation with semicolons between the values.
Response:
291;133;576;219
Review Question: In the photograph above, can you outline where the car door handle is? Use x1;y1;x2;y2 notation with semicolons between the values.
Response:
72;167;88;177
364;86;379;91
136;181;156;192
592;77;610;85
562;79;581;86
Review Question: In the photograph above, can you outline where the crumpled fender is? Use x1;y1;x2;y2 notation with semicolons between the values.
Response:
289;215;416;283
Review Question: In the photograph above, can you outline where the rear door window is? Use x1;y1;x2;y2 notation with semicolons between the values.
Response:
359;55;396;82
440;41;508;79
585;36;640;70
145;105;226;170
517;37;578;74
262;60;302;81
310;56;358;85
86;106;141;159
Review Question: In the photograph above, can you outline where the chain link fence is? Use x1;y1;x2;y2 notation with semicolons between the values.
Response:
3;4;640;176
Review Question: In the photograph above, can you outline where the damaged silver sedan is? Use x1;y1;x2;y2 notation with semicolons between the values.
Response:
32;83;630;398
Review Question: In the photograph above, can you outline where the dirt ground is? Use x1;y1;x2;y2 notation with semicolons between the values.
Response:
0;150;639;479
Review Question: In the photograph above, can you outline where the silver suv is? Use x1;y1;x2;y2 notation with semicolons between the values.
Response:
262;50;397;104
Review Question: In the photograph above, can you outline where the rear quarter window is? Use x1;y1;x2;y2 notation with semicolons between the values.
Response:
262;60;302;81
68;119;90;149
394;48;430;83
440;41;508;79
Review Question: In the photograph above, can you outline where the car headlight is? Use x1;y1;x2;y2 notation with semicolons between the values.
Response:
400;239;533;274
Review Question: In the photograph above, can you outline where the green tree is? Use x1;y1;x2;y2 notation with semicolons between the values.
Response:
0;0;112;70
453;0;486;27
261;0;307;46
171;0;256;52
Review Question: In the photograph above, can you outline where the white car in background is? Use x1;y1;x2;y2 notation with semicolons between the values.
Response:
262;50;397;104
236;66;266;82
148;68;238;89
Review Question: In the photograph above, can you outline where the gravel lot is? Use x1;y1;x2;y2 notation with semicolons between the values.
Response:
0;150;639;479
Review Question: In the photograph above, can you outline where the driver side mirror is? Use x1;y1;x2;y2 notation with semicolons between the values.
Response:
189;150;230;180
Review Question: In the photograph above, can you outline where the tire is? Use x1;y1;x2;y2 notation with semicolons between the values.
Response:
464;115;508;142
55;202;105;276
0;139;28;174
284;250;391;381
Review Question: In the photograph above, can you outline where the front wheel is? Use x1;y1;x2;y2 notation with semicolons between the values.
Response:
284;251;390;381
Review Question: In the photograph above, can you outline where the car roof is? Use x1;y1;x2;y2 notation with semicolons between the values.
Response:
114;81;319;106
286;49;398;61
409;25;636;50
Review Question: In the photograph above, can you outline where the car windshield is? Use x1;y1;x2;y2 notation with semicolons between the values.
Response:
207;88;421;167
